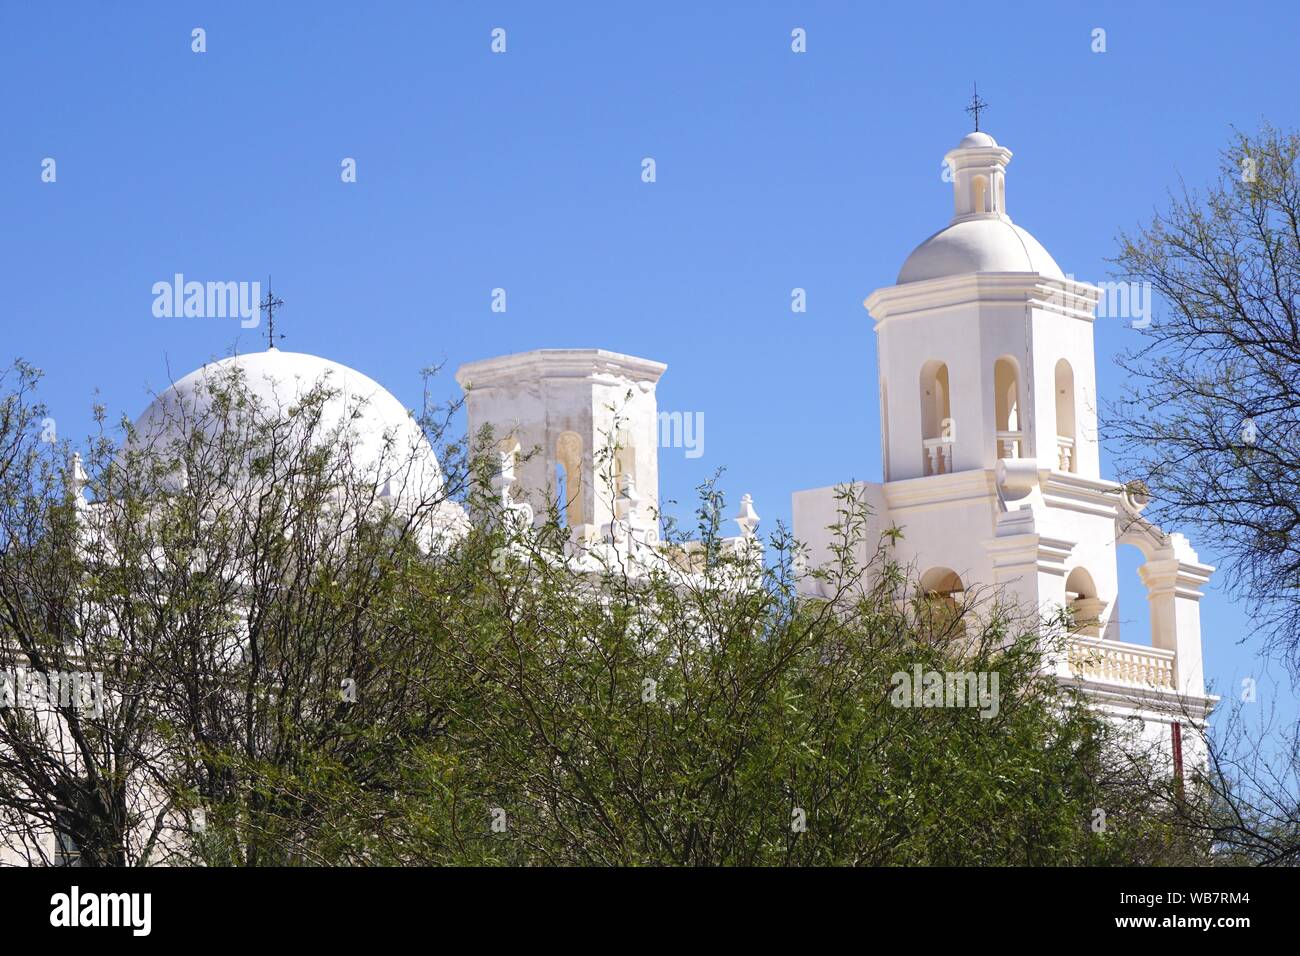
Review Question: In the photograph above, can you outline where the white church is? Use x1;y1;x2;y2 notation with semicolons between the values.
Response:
3;126;1218;865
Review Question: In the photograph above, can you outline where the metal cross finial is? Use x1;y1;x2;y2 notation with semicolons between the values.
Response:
965;82;989;132
260;277;284;349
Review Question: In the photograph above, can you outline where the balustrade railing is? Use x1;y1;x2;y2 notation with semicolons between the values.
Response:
1056;435;1075;472
996;430;1023;458
1068;636;1174;690
922;437;953;476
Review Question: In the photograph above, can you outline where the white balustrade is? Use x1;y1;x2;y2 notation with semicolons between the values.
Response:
922;437;953;476
996;430;1023;458
1068;636;1174;690
1056;435;1075;472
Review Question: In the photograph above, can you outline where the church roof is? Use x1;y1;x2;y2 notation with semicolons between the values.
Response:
131;348;445;504
956;130;998;149
897;216;1063;284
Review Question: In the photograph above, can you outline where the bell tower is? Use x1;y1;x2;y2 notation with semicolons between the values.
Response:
455;349;667;537
868;130;1102;484
796;122;1216;751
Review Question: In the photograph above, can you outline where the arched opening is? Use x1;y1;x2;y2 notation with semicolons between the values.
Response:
918;567;966;637
919;360;952;475
1113;540;1156;648
920;567;964;597
971;175;988;215
995;177;1005;215
993;356;1021;458
1065;567;1105;637
1054;359;1076;472
616;445;635;487
506;439;522;469
1067;540;1179;692
613;444;635;498
555;431;583;526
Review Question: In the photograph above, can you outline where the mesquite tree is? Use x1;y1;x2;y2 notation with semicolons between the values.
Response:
1110;125;1300;666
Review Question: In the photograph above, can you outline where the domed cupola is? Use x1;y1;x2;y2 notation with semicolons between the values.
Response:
946;130;1011;221
897;130;1063;284
131;347;451;514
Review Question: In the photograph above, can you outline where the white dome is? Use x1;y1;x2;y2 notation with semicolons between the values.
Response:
897;217;1063;284
131;348;445;505
956;131;998;149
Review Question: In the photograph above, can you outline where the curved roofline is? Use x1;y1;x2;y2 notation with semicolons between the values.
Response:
896;217;1063;285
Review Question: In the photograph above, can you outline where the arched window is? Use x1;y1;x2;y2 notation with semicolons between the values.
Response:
1065;567;1105;637
609;436;635;504
1054;359;1076;472
993;356;1021;458
918;567;966;636
919;361;952;475
971;175;988;214
497;438;522;487
920;567;964;597
556;431;583;526
1065;566;1096;600
616;446;635;489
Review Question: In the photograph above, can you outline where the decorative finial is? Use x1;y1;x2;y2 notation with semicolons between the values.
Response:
964;82;989;132
733;493;760;538
69;452;89;507
260;277;285;349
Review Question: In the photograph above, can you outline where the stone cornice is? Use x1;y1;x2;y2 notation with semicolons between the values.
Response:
456;349;667;391
1061;677;1220;722
985;530;1074;576
1039;471;1126;519
864;273;1101;328
881;469;997;511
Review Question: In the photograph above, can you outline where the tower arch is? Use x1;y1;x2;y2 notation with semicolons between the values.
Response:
555;431;583;526
919;360;952;475
993;355;1022;458
1055;359;1076;472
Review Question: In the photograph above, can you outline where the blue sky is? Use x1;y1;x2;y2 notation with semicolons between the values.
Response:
3;1;1297;724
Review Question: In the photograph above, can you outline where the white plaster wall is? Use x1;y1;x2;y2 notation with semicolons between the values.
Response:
884;485;1000;591
791;482;891;593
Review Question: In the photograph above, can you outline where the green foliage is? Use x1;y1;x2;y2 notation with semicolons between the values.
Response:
366;485;1195;866
0;365;1198;866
